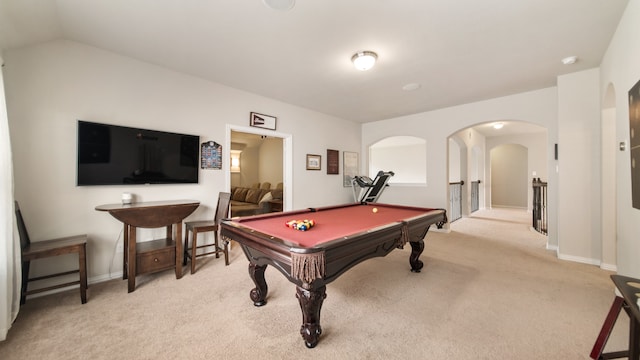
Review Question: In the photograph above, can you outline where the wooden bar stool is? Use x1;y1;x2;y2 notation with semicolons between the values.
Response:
183;192;231;274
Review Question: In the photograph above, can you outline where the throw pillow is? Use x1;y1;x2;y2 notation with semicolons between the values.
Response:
259;191;273;203
232;187;249;202
245;189;265;204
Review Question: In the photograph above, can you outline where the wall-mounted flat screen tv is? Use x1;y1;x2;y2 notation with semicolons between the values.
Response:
77;120;199;186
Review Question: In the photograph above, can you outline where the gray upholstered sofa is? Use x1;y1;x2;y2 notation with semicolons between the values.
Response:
230;185;283;217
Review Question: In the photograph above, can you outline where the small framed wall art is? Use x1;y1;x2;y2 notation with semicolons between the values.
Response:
250;112;277;130
306;154;321;170
343;151;359;186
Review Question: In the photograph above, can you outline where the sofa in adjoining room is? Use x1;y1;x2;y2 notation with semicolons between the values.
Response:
230;184;283;217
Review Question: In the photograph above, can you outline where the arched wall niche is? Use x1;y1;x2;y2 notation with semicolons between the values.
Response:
368;135;427;185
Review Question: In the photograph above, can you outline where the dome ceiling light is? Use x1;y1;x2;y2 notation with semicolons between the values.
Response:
263;0;295;11
351;51;378;71
561;56;578;65
402;83;421;91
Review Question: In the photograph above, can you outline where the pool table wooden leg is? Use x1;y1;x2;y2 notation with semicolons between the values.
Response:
409;240;425;272
248;263;268;306
296;285;327;348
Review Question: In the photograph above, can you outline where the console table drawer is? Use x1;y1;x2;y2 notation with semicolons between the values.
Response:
136;239;176;275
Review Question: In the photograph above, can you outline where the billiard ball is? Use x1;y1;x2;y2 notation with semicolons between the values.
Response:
372;207;378;213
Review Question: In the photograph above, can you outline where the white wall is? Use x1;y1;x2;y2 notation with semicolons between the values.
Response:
601;106;617;271
600;0;640;278
557;69;602;264
239;146;260;187
490;144;528;208
258;138;283;187
233;137;283;188
370;141;427;184
486;131;547;211
3;39;361;283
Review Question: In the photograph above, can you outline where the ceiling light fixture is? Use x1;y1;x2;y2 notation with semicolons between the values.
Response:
351;51;378;71
263;0;295;11
561;56;578;65
402;83;421;91
493;122;504;129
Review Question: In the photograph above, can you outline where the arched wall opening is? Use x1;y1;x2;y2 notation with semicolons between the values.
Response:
448;120;547;217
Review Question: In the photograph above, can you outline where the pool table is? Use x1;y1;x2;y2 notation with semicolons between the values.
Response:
220;202;447;348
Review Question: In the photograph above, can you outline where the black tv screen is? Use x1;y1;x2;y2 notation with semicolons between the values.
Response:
77;120;199;186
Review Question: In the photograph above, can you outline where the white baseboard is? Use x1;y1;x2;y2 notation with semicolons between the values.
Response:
557;253;601;266
541;245;616;271
600;263;617;272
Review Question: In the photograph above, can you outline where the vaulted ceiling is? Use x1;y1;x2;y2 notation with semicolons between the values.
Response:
0;0;630;124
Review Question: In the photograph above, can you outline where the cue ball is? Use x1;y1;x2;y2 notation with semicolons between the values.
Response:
372;207;378;213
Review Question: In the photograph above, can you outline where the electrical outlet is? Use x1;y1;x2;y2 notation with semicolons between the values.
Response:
116;243;124;253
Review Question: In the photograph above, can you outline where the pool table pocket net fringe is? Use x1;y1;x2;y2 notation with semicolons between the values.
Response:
290;223;410;285
291;251;325;285
399;223;410;248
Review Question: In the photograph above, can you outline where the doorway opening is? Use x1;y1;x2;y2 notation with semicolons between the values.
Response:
226;125;293;214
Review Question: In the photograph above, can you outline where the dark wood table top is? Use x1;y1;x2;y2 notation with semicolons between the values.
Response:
96;200;200;228
95;199;199;211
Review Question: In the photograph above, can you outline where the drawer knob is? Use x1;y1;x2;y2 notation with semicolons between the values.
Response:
154;258;159;262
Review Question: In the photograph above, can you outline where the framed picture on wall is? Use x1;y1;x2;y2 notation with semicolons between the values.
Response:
200;141;222;169
306;154;321;170
250;112;277;130
343;151;358;186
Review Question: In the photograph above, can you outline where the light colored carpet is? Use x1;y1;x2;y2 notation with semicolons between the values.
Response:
0;208;630;359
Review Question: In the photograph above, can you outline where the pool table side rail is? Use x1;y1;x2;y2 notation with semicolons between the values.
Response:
229;208;313;222
220;221;296;260
221;208;445;253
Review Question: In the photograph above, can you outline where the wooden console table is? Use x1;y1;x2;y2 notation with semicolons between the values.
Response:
96;200;199;292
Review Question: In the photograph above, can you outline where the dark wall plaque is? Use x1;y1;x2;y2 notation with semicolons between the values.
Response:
327;149;339;175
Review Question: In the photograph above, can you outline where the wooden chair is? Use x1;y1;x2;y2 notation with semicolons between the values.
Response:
183;192;231;274
15;201;88;304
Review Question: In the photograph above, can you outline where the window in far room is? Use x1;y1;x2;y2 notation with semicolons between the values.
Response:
369;136;427;185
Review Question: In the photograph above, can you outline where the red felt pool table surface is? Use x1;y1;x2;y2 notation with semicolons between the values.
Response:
229;202;439;248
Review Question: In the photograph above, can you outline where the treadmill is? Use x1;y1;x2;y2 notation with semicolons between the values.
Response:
351;170;394;203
